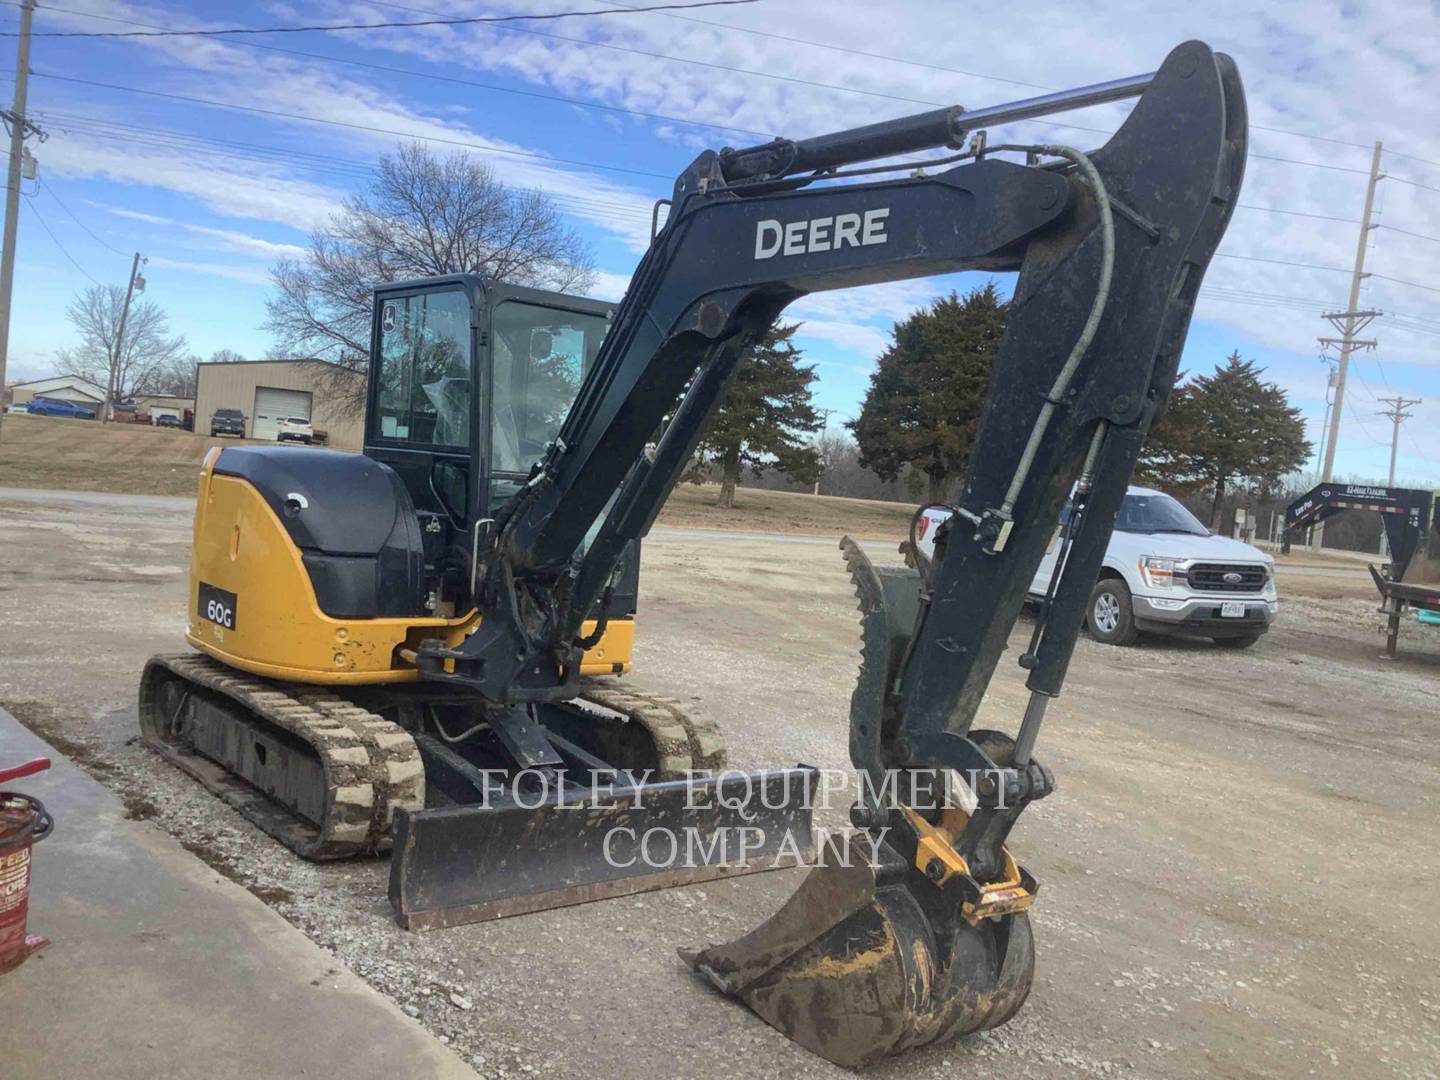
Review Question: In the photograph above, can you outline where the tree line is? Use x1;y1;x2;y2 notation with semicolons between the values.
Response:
695;282;1313;526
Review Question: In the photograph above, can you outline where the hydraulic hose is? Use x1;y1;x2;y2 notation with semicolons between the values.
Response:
998;145;1115;523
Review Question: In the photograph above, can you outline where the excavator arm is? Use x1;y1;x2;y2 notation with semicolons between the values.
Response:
418;40;1246;1066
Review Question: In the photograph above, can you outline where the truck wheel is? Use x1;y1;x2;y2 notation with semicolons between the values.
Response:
1086;578;1138;646
1213;633;1262;649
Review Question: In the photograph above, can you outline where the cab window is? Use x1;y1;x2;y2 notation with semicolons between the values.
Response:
489;301;607;475
375;288;472;448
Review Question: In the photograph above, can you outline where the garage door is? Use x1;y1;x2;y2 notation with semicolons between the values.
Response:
253;387;312;441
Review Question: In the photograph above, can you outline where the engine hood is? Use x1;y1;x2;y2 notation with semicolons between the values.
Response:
1114;529;1269;562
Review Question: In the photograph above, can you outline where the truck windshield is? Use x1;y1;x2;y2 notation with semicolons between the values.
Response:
1115;492;1209;535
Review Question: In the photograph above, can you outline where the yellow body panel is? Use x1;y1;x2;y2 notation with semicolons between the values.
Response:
184;450;633;685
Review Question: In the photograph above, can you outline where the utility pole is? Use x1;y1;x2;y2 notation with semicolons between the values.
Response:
1376;395;1420;486
1319;140;1386;484
0;0;36;439
1313;356;1338;483
1311;140;1384;551
812;407;835;496
102;252;144;423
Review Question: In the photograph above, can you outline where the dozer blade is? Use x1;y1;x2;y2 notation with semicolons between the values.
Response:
682;846;1034;1068
390;768;817;930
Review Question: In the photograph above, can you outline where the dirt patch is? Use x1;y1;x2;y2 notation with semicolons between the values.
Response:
181;838;244;881
122;794;161;820
248;883;296;906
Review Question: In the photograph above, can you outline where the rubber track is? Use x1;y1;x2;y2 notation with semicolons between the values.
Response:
139;654;424;860
577;680;728;778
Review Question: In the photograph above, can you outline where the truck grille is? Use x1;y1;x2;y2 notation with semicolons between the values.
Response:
1186;562;1267;593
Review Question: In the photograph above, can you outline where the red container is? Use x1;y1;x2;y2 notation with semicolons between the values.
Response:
0;758;53;974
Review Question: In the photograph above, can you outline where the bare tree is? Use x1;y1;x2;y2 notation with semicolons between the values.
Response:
208;348;246;364
56;285;188;415
265;142;595;413
136;354;199;398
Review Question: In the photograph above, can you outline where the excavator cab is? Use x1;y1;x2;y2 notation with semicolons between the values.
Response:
363;277;636;623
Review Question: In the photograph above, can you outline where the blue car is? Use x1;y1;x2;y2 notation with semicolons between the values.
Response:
25;397;97;419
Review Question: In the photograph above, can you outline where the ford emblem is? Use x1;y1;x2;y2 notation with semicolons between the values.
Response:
1223;571;1243;584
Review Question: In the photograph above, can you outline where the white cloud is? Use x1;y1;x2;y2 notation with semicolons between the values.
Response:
93;204;309;259
145;256;273;285
588;269;633;302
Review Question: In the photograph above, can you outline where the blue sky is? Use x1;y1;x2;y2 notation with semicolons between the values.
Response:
6;0;1440;484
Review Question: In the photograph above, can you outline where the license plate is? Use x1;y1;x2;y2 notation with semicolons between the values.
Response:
1220;601;1246;618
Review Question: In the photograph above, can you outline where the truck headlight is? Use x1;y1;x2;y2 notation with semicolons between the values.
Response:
1140;556;1183;589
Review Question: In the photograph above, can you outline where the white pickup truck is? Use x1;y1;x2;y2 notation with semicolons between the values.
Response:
914;485;1278;649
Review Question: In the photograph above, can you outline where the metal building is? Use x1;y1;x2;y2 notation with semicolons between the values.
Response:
7;374;106;410
193;358;365;449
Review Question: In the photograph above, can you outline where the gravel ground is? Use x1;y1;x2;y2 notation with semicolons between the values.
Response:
1;490;1438;1079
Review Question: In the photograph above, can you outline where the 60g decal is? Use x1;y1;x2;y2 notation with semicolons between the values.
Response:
198;582;238;631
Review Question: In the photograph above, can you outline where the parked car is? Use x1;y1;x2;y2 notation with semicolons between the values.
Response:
210;408;247;437
277;416;315;444
25;397;96;419
111;402;151;424
155;414;181;428
913;485;1278;649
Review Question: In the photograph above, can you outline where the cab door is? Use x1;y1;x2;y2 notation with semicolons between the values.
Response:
364;280;483;530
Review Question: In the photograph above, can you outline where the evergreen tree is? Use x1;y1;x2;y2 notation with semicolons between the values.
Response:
693;322;821;509
848;284;1007;502
1140;351;1312;526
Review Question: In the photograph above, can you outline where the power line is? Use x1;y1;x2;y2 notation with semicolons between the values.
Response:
1371;273;1440;295
573;0;1060;92
1247;153;1370;175
30;72;674;179
1236;203;1362;225
493;0;1431;162
4;0;764;39
1387;173;1440;195
364;0;1113;130
23;197;100;284
1378;223;1440;245
1250;125;1370;150
21;0;1414;165
1384;147;1440;171
1215;252;1352;273
22;2;774;141
37;176;127;255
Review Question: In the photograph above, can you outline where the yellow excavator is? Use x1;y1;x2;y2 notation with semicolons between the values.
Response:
140;41;1245;1067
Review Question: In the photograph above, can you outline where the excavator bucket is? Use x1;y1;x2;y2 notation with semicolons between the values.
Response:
684;539;1037;1067
682;850;1034;1068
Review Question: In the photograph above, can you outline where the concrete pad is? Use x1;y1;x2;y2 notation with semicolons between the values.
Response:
0;710;473;1080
